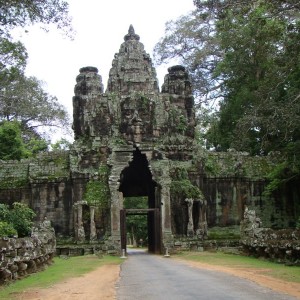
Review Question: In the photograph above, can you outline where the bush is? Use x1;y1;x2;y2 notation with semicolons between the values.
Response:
0;221;17;237
0;202;36;237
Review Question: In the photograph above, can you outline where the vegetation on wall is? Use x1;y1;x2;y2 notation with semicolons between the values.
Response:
170;167;203;199
0;203;36;237
0;178;29;189
84;165;110;208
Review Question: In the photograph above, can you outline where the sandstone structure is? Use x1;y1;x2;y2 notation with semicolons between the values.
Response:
240;209;300;264
0;26;299;254
0;220;56;284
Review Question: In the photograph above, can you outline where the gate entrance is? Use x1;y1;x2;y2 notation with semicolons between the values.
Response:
120;208;161;253
119;148;161;253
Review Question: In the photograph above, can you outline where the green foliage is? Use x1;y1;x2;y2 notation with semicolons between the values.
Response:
0;1;72;144
0;203;10;220
207;226;240;240
0;71;70;137
0;178;29;189
23;137;48;157
0;202;36;237
0;120;49;160
264;142;300;195
138;95;150;110
0;0;72;73
170;167;203;199
51;138;71;151
155;0;300;153
0;221;17;237
211;2;300;155
0;120;24;160
156;0;300;191
153;9;221;105
84;165;110;208
9;202;36;237
171;179;203;199
168;108;188;134
296;217;300;230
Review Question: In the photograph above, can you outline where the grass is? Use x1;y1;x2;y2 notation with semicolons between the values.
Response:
0;255;122;299
176;251;300;283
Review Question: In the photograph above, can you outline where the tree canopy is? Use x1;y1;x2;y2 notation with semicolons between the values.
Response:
154;0;300;189
0;0;72;72
0;0;72;157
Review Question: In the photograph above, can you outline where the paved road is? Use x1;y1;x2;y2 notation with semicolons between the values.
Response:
116;249;296;300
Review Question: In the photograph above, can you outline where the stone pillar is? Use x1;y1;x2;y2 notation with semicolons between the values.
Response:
76;202;85;242
156;160;173;249
161;183;172;234
90;206;96;241
74;205;78;240
185;198;194;237
196;199;208;239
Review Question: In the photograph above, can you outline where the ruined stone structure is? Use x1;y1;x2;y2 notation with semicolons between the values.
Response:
71;25;196;253
240;209;300;264
0;26;299;254
0;220;56;284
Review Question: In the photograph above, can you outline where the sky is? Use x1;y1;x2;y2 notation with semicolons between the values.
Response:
12;0;195;141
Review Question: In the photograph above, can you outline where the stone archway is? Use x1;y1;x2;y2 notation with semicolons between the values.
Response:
118;148;161;253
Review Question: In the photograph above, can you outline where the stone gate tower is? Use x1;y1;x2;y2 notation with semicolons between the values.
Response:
71;25;195;253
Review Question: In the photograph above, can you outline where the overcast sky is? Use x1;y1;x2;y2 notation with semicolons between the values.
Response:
12;0;194;140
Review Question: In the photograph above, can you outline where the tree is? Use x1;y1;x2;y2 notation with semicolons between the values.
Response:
0;202;36;237
155;0;300;153
154;9;222;105
0;0;72;72
51;138;71;151
0;120;47;160
155;0;300;190
0;70;70;136
0;120;24;159
211;1;300;154
0;0;72;148
124;197;148;246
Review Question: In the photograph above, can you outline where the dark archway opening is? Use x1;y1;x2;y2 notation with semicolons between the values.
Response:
119;148;161;253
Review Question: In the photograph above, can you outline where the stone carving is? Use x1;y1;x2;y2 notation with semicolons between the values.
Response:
74;201;86;242
240;208;300;264
90;206;97;241
185;198;194;237
185;197;208;239
240;206;262;237
196;199;208;239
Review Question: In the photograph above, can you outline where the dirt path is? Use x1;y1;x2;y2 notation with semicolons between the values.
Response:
17;264;119;300
16;257;300;300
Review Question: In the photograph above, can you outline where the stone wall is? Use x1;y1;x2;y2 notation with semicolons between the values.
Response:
0;221;56;284
0;149;299;239
241;228;300;264
240;208;300;264
0;151;74;236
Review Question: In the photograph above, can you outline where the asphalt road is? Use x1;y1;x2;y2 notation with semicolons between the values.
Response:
116;248;296;300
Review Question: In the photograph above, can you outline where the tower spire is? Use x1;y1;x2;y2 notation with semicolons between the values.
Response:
124;24;140;41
